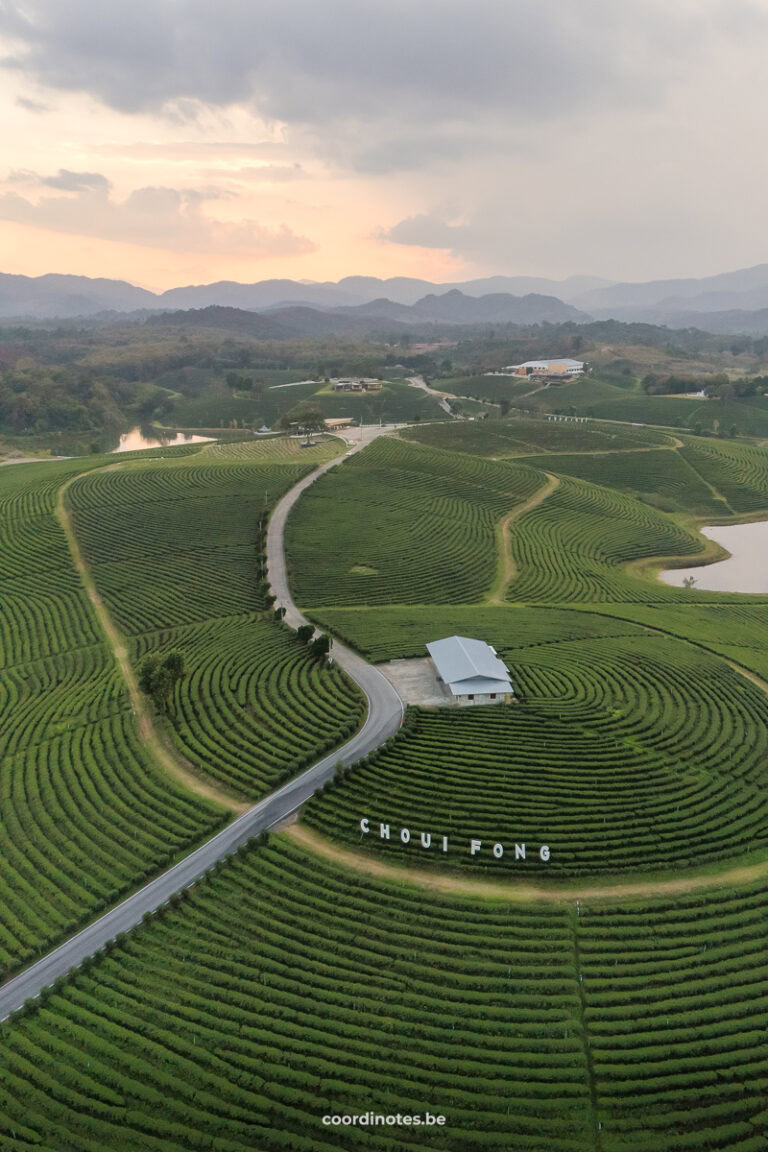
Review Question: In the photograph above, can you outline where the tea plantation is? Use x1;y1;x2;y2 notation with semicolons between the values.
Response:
5;412;768;1152
286;437;543;607
0;452;226;978
1;835;766;1152
66;438;364;799
305;630;768;876
402;416;670;456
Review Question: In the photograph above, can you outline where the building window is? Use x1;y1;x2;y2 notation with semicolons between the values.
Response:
490;693;496;699
467;694;474;700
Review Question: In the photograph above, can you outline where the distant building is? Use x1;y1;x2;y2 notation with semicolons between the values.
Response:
324;417;355;428
501;358;585;377
332;378;383;392
426;636;514;706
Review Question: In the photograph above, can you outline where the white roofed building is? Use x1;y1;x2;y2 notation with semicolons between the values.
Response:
502;358;584;377
426;636;514;706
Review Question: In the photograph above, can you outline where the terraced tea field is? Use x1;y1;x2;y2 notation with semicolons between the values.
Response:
678;435;768;513
506;475;705;603
313;602;644;662
5;411;768;1152
402;417;670;456
0;454;226;977
515;448;727;516
67;438;364;799
306;630;768;876
2;835;766;1152
286;437;543;607
133;614;363;797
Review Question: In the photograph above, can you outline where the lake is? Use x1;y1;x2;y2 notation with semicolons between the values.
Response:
661;520;768;593
111;428;215;454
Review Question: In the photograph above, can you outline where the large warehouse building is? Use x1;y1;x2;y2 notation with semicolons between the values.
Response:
504;358;585;377
426;636;514;706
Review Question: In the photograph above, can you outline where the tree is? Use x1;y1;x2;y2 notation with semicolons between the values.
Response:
499;399;510;416
277;403;326;443
274;606;286;621
137;650;185;714
310;633;332;660
296;624;315;644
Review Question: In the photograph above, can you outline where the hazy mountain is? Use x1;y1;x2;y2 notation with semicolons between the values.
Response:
159;279;362;311
407;289;587;324
147;290;590;339
146;306;293;339
589;306;768;336
335;274;610;305
574;263;768;314
0;273;156;318
0;270;609;319
7;265;768;329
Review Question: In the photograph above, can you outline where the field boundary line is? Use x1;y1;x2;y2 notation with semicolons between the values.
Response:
673;444;734;512
487;472;559;604
285;823;768;903
56;470;249;815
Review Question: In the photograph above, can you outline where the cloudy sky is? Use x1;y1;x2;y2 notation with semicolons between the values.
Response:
0;0;766;289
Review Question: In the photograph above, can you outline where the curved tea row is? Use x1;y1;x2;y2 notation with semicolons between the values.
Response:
305;633;768;876
286;436;543;607
507;475;705;604
134;614;364;799
1;837;766;1152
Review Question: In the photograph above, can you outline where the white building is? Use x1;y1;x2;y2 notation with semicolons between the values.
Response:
426;636;514;706
503;358;584;377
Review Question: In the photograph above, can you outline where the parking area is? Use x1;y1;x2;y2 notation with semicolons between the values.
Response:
377;657;452;707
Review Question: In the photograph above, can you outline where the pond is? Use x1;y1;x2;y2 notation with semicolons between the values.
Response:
111;427;214;454
660;520;768;593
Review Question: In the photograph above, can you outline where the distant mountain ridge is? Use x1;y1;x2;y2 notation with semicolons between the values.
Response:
147;290;589;337
6;265;768;330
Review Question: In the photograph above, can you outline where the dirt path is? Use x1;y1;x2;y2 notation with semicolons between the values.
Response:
487;473;560;604
286;823;768;904
56;473;249;815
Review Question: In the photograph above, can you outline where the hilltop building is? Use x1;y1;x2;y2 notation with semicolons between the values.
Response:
426;636;514;706
332;378;383;392
501;358;584;377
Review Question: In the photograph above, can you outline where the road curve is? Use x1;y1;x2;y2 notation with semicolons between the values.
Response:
0;434;403;1022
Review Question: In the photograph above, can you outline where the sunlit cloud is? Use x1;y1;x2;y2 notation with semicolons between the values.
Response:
0;178;315;256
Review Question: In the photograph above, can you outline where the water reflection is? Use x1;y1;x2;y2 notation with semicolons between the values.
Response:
112;427;214;454
661;520;768;593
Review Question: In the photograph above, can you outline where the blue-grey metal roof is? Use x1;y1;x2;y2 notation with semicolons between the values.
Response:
426;636;513;695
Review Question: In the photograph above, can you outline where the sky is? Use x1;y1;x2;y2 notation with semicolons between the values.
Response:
0;0;767;291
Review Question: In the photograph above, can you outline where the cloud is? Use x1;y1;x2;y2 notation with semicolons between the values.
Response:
0;180;315;256
384;214;470;251
15;95;50;113
41;169;112;191
0;0;752;172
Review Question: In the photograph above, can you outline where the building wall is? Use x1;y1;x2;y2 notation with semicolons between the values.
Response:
455;692;510;707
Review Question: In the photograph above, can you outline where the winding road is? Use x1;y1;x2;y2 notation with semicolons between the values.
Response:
0;431;403;1022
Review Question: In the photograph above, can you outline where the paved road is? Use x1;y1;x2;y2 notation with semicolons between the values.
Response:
0;434;404;1022
407;374;456;416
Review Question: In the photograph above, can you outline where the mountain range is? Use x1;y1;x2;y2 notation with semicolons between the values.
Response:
145;290;587;339
8;265;768;333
